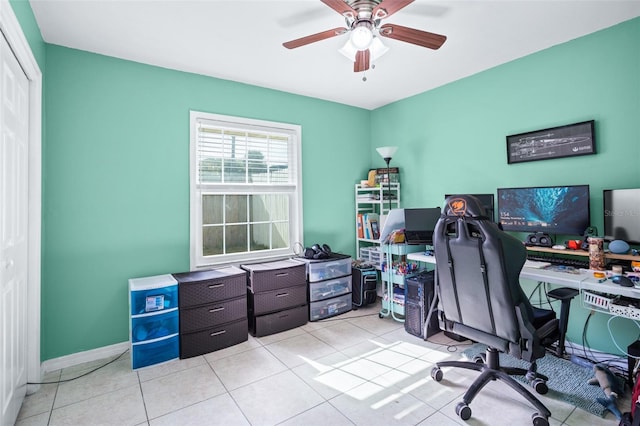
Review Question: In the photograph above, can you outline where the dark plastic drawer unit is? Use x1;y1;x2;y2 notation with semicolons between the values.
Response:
179;318;249;359
252;305;308;337
249;285;307;316
174;269;246;306
179;296;247;334
242;259;308;337
244;260;307;293
174;266;248;358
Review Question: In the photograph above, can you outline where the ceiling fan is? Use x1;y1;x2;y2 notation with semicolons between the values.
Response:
282;0;447;73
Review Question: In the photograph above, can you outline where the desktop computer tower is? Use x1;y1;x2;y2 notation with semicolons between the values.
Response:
352;266;378;307
404;270;439;338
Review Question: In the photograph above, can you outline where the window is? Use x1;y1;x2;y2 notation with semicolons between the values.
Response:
190;111;302;269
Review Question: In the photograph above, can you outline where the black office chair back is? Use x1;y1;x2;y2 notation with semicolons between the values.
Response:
434;195;544;362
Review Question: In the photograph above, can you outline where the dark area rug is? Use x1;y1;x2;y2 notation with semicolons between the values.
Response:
461;343;625;417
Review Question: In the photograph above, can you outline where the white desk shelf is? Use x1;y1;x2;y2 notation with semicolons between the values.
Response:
355;183;400;264
408;252;640;321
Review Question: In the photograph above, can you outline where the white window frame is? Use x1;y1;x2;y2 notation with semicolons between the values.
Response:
189;111;303;269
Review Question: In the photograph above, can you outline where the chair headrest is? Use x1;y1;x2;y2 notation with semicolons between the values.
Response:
443;195;487;218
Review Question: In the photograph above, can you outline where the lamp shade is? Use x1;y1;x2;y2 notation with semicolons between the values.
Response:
339;36;389;63
370;37;389;61
350;25;373;50
376;146;398;160
338;39;358;61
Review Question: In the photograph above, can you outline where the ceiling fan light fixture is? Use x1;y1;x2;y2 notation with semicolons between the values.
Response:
338;39;358;61
350;24;373;50
370;37;389;61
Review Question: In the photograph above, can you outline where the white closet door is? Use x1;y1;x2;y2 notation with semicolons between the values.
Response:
1;30;29;426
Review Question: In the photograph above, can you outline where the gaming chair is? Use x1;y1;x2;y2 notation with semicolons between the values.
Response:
430;195;559;426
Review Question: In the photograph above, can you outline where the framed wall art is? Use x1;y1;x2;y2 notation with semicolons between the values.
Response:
506;120;595;164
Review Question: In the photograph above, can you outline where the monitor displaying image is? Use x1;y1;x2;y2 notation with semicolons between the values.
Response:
604;188;640;245
497;185;590;236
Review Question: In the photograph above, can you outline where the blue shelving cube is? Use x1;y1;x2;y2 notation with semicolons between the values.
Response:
129;274;179;369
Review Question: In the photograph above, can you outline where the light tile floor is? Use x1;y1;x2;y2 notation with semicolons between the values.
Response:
16;301;624;426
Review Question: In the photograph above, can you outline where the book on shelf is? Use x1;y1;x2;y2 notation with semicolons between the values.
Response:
374;167;400;185
364;214;371;239
361;213;379;240
375;167;399;174
370;218;380;240
356;214;364;239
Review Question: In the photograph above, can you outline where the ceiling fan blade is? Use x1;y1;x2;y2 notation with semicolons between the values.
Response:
283;27;348;49
354;49;370;73
379;23;447;49
321;0;357;20
372;0;415;20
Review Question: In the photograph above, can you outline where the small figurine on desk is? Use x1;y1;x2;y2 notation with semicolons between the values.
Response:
589;363;624;420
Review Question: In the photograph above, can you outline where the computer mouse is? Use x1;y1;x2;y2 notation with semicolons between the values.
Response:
611;275;635;287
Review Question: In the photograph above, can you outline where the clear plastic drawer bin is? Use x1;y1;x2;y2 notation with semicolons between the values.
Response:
131;308;179;343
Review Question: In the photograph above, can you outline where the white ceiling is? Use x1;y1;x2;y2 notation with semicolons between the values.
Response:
30;0;640;110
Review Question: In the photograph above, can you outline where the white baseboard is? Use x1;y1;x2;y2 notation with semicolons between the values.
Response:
41;341;129;375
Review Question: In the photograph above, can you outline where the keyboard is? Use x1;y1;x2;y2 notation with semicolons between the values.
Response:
524;259;551;269
526;254;590;269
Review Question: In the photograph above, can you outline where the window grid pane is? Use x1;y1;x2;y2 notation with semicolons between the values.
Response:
192;111;300;267
197;122;293;186
201;193;291;257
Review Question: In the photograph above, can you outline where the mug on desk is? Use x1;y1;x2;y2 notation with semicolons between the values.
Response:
588;237;605;271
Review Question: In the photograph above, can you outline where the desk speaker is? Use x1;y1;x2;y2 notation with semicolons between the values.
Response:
526;232;553;247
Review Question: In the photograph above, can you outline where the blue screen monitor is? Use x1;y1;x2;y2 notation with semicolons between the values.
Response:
497;185;590;236
603;188;640;245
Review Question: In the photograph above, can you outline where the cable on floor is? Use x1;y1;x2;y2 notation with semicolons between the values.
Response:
578;311;629;382
444;340;475;352
314;311;380;322
607;314;640;359
27;349;130;385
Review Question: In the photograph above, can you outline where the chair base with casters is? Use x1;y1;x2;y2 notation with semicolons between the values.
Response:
431;346;552;426
546;287;579;358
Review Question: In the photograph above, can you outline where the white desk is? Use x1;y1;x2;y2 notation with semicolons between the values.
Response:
407;252;640;317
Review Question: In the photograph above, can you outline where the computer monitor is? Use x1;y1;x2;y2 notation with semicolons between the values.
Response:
497;185;590;236
445;193;495;221
404;207;442;245
603;188;640;245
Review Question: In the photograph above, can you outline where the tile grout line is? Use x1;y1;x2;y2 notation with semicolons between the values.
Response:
46;369;62;426
136;369;150;425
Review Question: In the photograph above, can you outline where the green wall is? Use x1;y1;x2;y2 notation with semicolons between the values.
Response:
372;17;640;355
42;46;370;360
12;0;640;360
9;0;45;69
